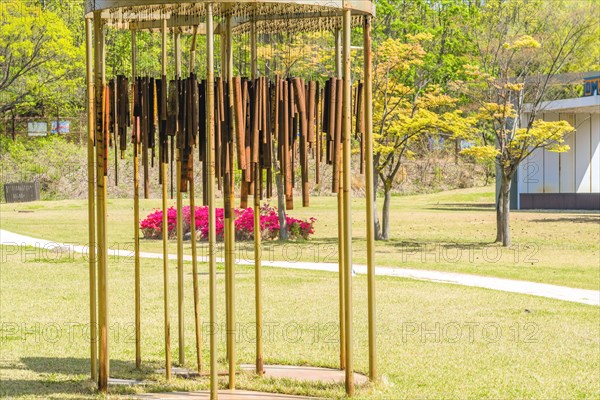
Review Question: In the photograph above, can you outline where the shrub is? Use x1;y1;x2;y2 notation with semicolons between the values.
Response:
140;204;316;241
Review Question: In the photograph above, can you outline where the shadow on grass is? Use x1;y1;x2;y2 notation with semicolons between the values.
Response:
426;206;495;212
529;216;600;224
438;202;496;208
387;239;495;251
0;378;92;398
21;356;155;377
2;357;155;397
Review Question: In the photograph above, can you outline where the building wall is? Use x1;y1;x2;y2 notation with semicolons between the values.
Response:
519;112;599;195
575;114;592;192
591;113;600;192
543;113;560;193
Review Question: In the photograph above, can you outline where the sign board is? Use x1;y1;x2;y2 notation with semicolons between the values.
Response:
4;182;40;203
583;76;599;97
27;122;48;137
51;120;70;134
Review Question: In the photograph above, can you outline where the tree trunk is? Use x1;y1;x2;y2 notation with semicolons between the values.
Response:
495;187;503;243
501;176;512;247
381;183;392;241
373;165;383;240
276;173;288;241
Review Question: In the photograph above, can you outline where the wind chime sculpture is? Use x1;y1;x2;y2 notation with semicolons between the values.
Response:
84;1;376;398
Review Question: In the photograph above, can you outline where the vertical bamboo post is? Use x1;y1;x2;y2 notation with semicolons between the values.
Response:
221;23;231;368
93;11;109;392
174;30;186;368
334;28;346;371
250;18;264;376
101;16;109;382
189;25;203;375
132;28;141;370
85;17;97;383
342;9;354;397
161;18;172;381
190;167;202;373
363;16;376;382
206;4;218;399
225;14;236;390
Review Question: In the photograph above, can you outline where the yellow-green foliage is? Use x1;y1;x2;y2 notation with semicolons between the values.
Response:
373;36;472;183
0;0;84;114
455;31;578;176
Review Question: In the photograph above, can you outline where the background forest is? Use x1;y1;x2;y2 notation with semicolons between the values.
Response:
1;0;599;241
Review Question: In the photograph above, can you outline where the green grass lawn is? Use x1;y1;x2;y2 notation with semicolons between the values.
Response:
1;186;598;289
0;245;598;399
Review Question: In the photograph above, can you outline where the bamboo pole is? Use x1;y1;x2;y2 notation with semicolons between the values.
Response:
250;18;264;377
85;17;97;383
334;28;346;371
190;166;202;373
363;15;376;382
132;28;142;370
206;4;218;399
225;14;236;390
93;12;109;392
189;24;203;375
161;18;172;381
342;9;354;397
174;30;185;368
221;21;231;369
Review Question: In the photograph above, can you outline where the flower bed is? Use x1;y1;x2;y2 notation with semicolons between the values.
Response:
140;204;316;241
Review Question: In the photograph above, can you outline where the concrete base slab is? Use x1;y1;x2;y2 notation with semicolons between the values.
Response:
109;377;146;386
138;390;317;399
240;364;369;385
155;367;198;378
156;367;231;378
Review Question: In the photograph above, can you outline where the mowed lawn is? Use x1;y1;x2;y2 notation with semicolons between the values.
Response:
1;186;598;289
0;187;599;398
0;245;598;399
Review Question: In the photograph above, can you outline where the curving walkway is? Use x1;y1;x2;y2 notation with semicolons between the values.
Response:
1;229;598;306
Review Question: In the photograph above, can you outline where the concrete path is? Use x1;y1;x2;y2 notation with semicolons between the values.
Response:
135;365;366;399
138;390;318;399
239;364;368;385
1;229;598;306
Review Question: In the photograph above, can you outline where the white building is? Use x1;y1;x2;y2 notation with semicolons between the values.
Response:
514;74;600;210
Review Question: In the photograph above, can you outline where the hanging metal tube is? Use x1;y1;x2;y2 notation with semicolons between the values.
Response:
93;11;109;392
334;28;346;372
342;8;354;397
131;28;141;370
161;18;172;382
251;19;258;80
363;15;377;383
85;17;97;383
206;4;218;399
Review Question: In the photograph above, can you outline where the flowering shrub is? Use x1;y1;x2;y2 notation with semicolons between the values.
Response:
140;207;179;239
140;204;316;241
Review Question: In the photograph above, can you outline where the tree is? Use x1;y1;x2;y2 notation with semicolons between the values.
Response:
454;0;596;246
372;35;472;240
0;0;84;116
368;0;480;240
